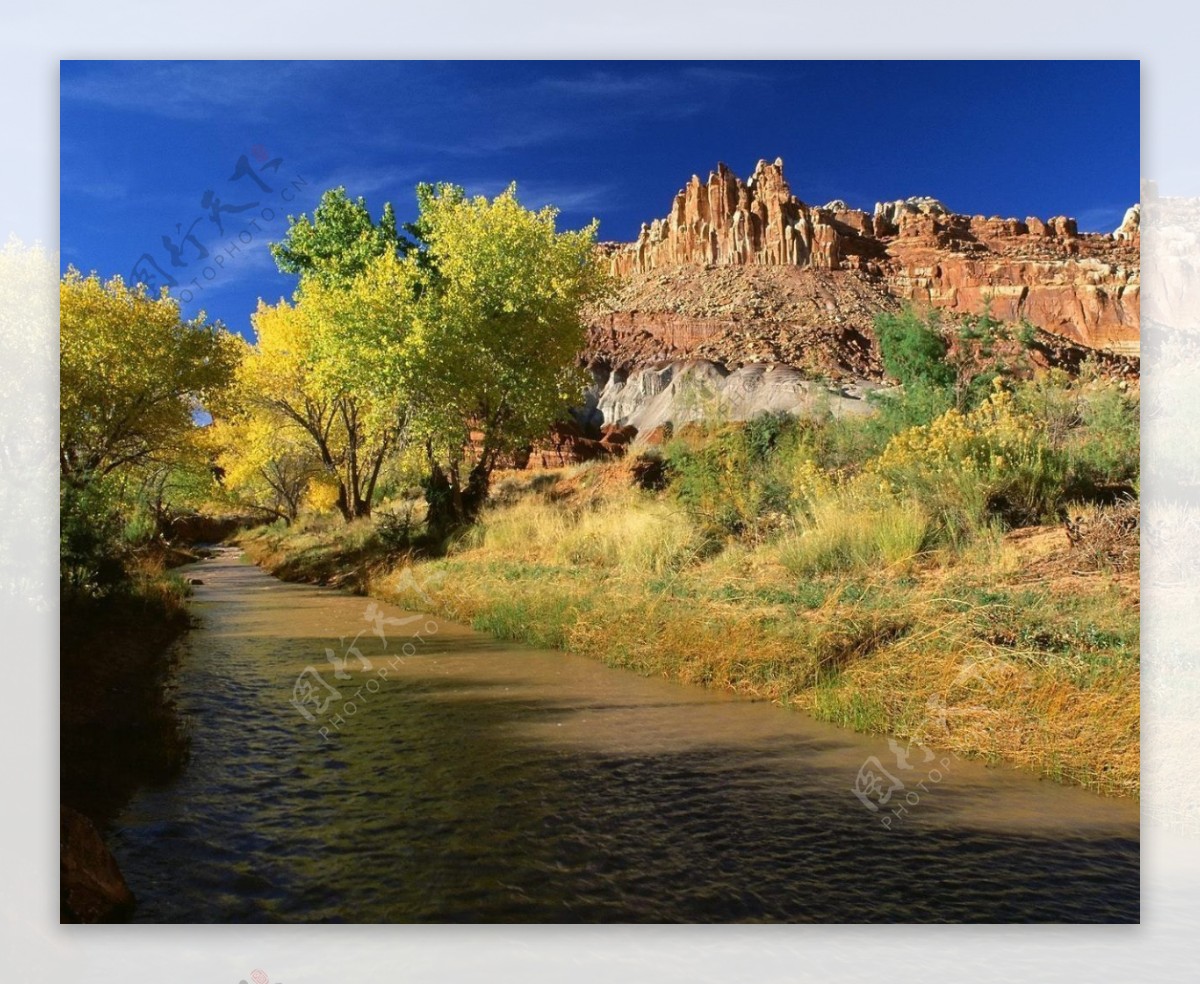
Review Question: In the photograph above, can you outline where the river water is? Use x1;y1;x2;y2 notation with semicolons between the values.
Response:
109;548;1139;922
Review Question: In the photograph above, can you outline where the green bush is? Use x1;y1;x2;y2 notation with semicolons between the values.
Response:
1070;383;1139;491
60;483;128;594
742;410;797;463
867;378;956;433
665;413;803;537
376;503;419;553
874;308;956;389
121;503;161;548
1016;372;1139;499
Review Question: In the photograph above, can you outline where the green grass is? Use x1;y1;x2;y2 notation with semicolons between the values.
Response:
236;362;1141;796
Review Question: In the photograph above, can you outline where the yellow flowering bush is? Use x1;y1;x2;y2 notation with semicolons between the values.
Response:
872;379;1067;538
788;455;836;516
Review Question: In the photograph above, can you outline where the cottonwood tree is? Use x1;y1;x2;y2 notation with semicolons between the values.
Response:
236;181;605;529
270;187;413;288
234;253;417;521
210;412;321;524
408;182;605;529
59;269;239;489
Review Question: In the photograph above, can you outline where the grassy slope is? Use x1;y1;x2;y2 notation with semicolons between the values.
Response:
242;461;1139;798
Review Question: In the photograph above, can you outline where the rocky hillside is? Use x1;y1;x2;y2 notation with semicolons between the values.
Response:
585;158;1140;379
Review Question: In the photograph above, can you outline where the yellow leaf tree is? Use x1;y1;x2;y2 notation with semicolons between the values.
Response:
408;182;606;528
209;412;320;524
59;269;239;489
232;251;418;521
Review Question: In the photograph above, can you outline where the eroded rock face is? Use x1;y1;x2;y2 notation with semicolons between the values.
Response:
586;263;896;380
586;359;882;436
607;159;887;278
1114;204;1140;242
597;159;1140;355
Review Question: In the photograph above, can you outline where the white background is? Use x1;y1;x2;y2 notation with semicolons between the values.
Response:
4;3;1199;981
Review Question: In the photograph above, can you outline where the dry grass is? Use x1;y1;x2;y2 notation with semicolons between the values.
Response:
461;488;707;576
777;492;930;575
247;461;1141;797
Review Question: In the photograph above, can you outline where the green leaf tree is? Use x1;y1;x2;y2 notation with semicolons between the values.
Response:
873;307;956;391
269;187;413;288
407;182;606;529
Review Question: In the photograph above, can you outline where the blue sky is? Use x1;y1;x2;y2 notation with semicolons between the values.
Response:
60;60;1140;339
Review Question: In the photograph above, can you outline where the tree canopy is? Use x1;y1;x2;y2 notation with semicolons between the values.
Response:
269;187;413;288
873;308;956;391
60;270;239;488
230;252;419;521
407;182;604;526
222;180;605;528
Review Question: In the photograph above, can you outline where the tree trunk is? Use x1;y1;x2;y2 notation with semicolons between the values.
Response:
422;461;456;535
423;458;494;534
335;483;353;522
462;459;491;522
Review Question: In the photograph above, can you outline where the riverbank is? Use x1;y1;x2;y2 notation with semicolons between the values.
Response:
60;550;199;921
240;457;1140;798
109;549;1140;922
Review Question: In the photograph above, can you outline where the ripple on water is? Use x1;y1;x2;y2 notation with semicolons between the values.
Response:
110;550;1139;923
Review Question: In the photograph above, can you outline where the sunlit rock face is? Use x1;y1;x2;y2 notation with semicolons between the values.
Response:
595;159;1140;358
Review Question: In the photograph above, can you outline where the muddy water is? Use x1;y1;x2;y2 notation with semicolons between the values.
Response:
109;548;1139;922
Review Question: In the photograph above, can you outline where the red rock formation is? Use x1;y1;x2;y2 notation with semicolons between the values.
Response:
598;159;1139;355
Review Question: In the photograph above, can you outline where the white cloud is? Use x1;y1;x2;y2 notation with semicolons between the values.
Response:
60;61;312;120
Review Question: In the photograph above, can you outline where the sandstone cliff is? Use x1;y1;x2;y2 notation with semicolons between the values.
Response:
590;159;1140;373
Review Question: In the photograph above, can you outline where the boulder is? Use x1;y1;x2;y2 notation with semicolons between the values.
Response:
61;806;135;923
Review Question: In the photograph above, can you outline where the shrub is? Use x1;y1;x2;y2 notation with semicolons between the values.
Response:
665;418;798;538
60;483;128;595
121;503;161;548
1015;372;1139;498
803;377;956;477
1070;382;1139;491
376;502;420;553
742;410;798;463
866;378;956;434
873;380;1068;534
873;308;956;389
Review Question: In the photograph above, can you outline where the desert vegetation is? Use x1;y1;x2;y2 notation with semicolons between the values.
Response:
59;181;602;842
239;304;1140;796
60;170;1140;799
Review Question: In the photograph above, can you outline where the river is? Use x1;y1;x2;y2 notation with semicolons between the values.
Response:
108;548;1139;922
